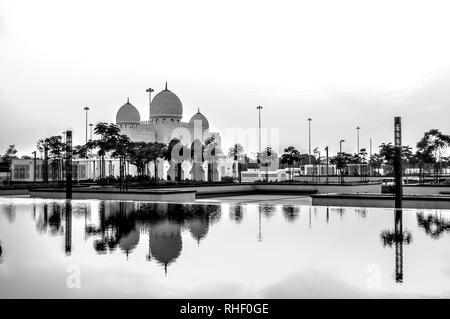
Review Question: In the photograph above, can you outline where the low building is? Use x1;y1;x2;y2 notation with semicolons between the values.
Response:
241;168;286;182
9;156;238;183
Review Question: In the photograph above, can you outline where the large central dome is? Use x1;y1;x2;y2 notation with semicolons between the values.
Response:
150;83;183;120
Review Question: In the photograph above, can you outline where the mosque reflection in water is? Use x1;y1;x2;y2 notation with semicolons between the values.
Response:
3;199;450;284
62;201;220;274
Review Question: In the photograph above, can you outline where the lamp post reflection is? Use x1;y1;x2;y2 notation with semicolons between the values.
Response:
257;208;263;242
65;201;72;256
380;209;412;283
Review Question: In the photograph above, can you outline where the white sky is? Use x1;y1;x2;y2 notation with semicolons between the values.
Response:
1;0;450;156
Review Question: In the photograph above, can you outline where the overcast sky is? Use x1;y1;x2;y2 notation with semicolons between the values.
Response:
1;0;450;157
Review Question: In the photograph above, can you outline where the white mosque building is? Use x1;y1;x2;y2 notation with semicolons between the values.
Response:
116;82;221;147
114;82;227;181
9;83;238;183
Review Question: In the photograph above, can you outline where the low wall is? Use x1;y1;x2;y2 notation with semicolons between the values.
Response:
403;184;450;195
17;182;382;201
254;183;381;194
0;189;30;196
312;193;450;209
29;189;196;202
168;184;256;196
169;182;381;198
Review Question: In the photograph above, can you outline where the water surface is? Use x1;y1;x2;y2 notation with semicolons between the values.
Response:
0;197;449;298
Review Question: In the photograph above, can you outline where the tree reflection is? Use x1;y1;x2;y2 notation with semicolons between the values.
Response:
229;204;244;224
260;204;276;219
380;210;412;283
34;203;63;236
282;205;300;222
2;204;16;223
355;208;367;218
48;203;62;236
416;211;450;239
0;240;4;264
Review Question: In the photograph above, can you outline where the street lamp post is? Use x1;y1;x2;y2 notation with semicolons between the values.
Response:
307;118;312;164
83;107;90;144
32;151;36;183
89;123;93;141
256;106;263;158
356;126;361;178
356;126;360;154
146;88;154;121
339;139;345;184
325;146;329;184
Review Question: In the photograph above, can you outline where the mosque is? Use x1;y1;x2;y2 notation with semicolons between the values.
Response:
9;83;240;183
114;82;227;181
115;82;221;148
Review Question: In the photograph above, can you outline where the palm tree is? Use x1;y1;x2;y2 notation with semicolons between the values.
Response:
280;146;301;181
204;136;221;182
228;143;244;181
369;153;383;175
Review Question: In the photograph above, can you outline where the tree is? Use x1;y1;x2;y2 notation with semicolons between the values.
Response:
1;145;18;162
378;143;414;175
416;129;450;179
37;136;66;181
330;152;352;183
227;143;244;159
280;146;301;181
379;143;395;165
147;142;167;180
127;142;151;180
257;146;278;182
1;145;18;183
88;122;122;179
369;153;383;175
73;145;89;159
110;134;132;189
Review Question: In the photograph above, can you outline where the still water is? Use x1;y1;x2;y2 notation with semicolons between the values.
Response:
0;197;449;298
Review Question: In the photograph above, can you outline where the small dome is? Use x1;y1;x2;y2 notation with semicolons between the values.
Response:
149;220;182;267
185;218;209;242
116;98;141;124
119;229;140;254
189;108;209;130
150;83;183;119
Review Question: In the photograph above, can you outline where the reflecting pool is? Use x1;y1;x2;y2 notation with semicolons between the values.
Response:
0;197;450;298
